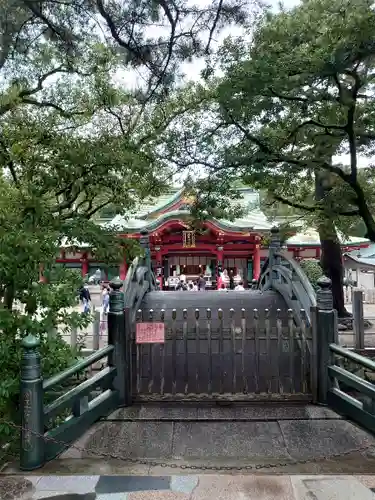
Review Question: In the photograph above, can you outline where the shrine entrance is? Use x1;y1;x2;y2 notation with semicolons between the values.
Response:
163;254;217;289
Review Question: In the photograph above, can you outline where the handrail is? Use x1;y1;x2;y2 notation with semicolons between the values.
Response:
275;251;317;307
329;343;375;371
43;345;114;390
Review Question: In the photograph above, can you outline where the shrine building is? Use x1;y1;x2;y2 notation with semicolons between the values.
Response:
56;187;370;287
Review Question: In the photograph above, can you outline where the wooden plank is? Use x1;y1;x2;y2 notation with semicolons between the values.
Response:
44;390;119;461
328;389;375;434
44;367;116;421
328;365;375;400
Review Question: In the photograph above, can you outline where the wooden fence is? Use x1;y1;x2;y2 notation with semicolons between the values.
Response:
132;307;313;402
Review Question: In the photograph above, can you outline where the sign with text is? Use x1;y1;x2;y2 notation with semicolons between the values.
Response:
136;322;165;344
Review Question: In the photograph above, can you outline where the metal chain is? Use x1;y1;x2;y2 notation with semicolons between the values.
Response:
2;419;375;471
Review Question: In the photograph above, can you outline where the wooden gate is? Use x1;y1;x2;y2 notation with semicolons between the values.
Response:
131;307;315;402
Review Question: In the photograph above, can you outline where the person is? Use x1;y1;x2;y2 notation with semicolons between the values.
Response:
234;271;242;287
197;274;206;291
235;281;245;291
176;280;187;291
100;286;110;334
229;271;235;290
80;284;91;313
217;270;225;290
218;283;228;291
222;269;229;283
179;272;186;283
102;286;110;314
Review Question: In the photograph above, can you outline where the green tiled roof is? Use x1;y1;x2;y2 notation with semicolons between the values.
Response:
108;188;273;232
130;188;182;219
286;228;369;246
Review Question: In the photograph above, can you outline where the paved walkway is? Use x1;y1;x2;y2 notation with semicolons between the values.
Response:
8;405;371;476
2;474;375;499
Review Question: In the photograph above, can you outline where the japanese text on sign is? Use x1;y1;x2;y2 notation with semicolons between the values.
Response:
136;322;165;343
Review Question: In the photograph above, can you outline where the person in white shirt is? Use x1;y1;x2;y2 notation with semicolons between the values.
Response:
235;281;245;291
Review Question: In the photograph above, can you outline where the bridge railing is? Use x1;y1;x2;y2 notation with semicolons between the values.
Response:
258;228;316;326
19;279;127;471
315;277;375;434
133;306;313;401
123;256;157;322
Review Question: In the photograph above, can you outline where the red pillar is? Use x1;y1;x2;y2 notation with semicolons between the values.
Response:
253;244;261;281
120;257;127;281
81;253;89;277
155;248;163;289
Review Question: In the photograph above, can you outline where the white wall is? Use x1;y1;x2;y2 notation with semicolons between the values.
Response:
346;269;375;289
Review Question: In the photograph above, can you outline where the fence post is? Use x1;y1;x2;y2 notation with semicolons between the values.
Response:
352;289;365;350
71;326;77;349
108;277;130;406
140;229;151;290
92;309;100;351
20;334;44;471
310;306;318;404
269;226;281;287
316;276;336;405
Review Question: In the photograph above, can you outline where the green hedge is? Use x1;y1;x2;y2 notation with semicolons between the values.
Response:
299;258;324;290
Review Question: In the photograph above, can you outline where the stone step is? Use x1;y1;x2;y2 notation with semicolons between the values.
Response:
106;403;343;421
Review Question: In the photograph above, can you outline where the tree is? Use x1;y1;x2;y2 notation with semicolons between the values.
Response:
160;0;375;316
0;0;254;444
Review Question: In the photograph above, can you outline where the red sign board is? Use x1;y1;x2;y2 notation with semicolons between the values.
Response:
136;322;165;344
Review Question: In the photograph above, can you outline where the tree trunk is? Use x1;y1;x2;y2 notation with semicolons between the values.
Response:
315;170;350;318
318;227;350;317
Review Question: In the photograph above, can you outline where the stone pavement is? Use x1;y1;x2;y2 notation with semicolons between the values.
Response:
18;404;373;475
2;474;375;499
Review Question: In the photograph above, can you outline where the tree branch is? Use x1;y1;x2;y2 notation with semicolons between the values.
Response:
204;0;224;54
288;119;346;140
22;97;85;117
273;195;360;216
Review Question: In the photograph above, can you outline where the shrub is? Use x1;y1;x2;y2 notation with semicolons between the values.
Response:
0;334;78;455
299;258;324;290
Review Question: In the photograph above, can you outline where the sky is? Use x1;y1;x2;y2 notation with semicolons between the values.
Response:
114;0;302;91
44;0;372;171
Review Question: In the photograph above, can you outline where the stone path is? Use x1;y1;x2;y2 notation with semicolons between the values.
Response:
58;286;107;352
3;474;375;499
11;405;371;476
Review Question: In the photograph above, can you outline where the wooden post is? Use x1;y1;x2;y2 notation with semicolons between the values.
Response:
108;278;130;405
140;229;151;289
269;227;281;287
119;257;127;281
92;310;100;351
353;289;365;350
310;306;319;404
20;335;45;471
316;276;336;405
71;326;77;349
81;254;89;278
253;244;261;281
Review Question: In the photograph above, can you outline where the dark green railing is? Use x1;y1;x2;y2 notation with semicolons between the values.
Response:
327;344;375;433
314;276;375;434
19;278;128;471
